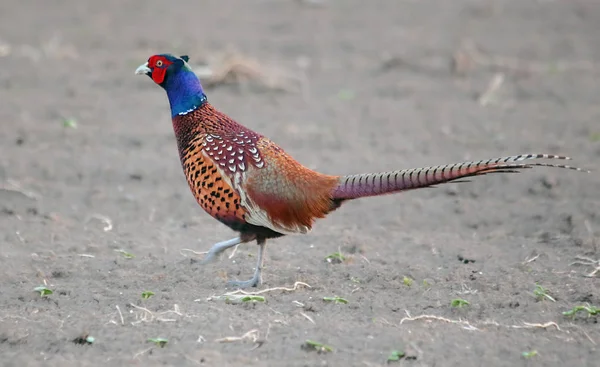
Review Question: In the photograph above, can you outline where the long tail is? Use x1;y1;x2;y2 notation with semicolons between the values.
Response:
331;154;588;200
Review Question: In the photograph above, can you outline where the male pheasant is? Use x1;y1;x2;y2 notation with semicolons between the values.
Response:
135;54;586;289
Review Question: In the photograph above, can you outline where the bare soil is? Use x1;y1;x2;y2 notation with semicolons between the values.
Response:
1;0;599;366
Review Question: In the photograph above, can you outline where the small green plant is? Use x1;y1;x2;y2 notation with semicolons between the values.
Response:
350;276;360;284
148;338;168;348
34;286;53;297
62;118;77;128
141;291;155;299
451;298;470;308
533;284;556;302
323;296;348;304
590;132;600;142
72;334;95;345
302;340;333;353
562;304;600;317
211;294;266;304
325;252;346;264
240;295;266;303
522;350;538;359
402;276;413;287
114;249;135;259
387;349;406;362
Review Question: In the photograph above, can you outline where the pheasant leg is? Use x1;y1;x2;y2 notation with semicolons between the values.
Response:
227;238;266;289
200;237;243;264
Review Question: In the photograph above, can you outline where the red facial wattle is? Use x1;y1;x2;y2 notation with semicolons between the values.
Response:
148;56;173;84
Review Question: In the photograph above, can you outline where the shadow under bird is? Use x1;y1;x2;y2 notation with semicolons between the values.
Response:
135;54;588;289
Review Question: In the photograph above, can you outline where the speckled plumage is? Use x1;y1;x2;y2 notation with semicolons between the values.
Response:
173;103;340;239
136;53;587;289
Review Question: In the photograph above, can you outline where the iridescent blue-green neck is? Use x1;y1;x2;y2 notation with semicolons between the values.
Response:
163;68;206;117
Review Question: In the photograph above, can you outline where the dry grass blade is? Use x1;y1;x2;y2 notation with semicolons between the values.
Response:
215;329;260;344
180;248;209;257
129;303;183;324
0;180;39;200
400;310;563;333
224;281;311;296
570;256;600;277
478;73;505;106
202;281;311;302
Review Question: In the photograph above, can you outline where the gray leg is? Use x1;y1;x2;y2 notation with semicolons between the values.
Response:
227;238;266;289
200;237;243;264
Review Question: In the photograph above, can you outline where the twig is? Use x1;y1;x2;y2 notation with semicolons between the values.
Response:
202;281;311;302
0;180;39;200
299;312;315;324
130;303;183;324
524;253;540;264
478;73;504;106
400;311;480;331
180;248;208;257
116;305;124;325
400;310;563;333
570;256;600;277
215;329;259;343
228;244;240;259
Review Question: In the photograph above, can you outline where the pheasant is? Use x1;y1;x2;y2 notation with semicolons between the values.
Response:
135;54;586;289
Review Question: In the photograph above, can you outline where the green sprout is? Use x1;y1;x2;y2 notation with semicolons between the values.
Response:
62;118;77;128
323;296;348;304
34;286;53;297
72;334;95;345
387;349;406;362
240;295;266;303
114;249;135;259
522;350;538;359
148;338;168;348
562;304;600;317
403;276;413;287
451;298;470;308
302;340;333;353
141;291;155;299
325;252;346;264
212;294;266;304
533;284;556;302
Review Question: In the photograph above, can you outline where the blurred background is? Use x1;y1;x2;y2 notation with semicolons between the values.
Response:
1;0;599;365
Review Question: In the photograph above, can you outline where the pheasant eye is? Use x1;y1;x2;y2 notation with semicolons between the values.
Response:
155;60;163;67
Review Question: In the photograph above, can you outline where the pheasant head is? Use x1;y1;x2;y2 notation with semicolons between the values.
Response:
135;54;206;117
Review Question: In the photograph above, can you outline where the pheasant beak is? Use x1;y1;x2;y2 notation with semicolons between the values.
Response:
135;62;151;75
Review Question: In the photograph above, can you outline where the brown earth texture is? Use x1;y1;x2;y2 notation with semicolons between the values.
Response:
1;0;600;366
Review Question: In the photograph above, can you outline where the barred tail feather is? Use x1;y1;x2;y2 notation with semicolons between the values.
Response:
331;154;588;201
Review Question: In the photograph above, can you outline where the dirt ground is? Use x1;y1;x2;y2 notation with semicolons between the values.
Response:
1;0;600;366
